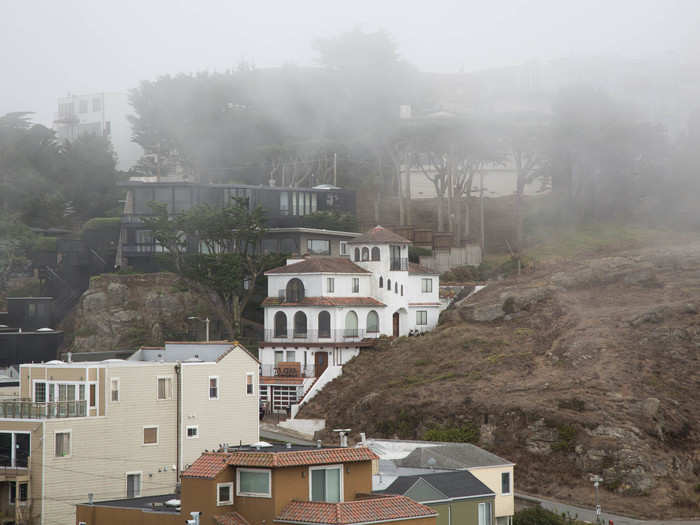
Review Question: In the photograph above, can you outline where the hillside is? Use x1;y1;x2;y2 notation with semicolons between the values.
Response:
300;240;700;518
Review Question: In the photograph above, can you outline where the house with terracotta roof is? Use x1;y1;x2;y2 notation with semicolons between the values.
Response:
76;444;438;525
258;226;441;414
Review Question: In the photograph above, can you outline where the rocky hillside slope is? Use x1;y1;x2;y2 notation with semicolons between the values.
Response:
300;242;700;518
66;273;219;351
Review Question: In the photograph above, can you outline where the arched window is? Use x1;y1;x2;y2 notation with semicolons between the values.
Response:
286;278;305;302
274;311;287;337
354;248;360;262
379;276;383;288
318;311;331;338
387;279;391;291
361;247;369;261
395;282;398;293
293;311;307;337
367;311;379;333
400;285;404;296
345;311;358;337
371;247;380;261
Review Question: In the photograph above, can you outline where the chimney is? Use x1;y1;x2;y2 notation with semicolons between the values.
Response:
285;442;292;449
316;440;322;449
333;429;351;447
66;352;72;363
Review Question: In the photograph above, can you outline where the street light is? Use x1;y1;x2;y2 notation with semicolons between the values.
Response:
187;316;210;342
590;474;603;523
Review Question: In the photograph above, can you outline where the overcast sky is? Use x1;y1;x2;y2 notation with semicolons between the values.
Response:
1;0;699;125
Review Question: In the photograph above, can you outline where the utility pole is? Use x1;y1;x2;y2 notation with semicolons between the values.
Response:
479;171;485;255
333;152;337;186
591;475;603;524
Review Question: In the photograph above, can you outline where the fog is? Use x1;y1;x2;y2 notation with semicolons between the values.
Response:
2;0;700;125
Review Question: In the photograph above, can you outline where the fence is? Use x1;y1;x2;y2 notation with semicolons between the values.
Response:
0;400;88;419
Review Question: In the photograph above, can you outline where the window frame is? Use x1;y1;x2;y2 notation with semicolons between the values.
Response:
501;471;511;495
416;310;428;326
126;471;143;498
9;481;29;505
209;376;219;400
422;278;433;293
236;468;272;498
217;481;235;505
143;425;159;446
351;277;359;293
327;277;335;293
478;501;492;525
54;430;71;458
186;425;199;439
110;378;120;402
157;376;173;401
340;241;347;255
246;373;255;396
309;464;344;502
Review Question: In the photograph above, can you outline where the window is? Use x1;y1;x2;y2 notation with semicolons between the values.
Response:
274;351;284;365
79;99;88;113
285;350;296;361
92;97;102;112
371;247;380;261
293;311;307;337
209;377;219;399
478;502;492;525
186;426;199;439
340;241;347;255
286;278;305;302
143;426;158;445
55;431;71;457
0;433;30;468
422;278;433;293
367;311;379;333
394;282;398;293
352;278;359;293
217;482;234;505
416;311;427;325
401;285;404;296
501;472;511;494
327;277;335;293
379;276;383;288
89;384;96;408
34;382;46;403
274;311;287;337
126;473;142;498
345;311;358;337
237;468;271;497
318;311;331;338
307;239;330;255
387;279;391;291
246;373;254;395
354;248;360;261
361;247;369;261
157;377;172;400
280;192;289;215
10;482;28;504
310;465;342;502
111;379;119;402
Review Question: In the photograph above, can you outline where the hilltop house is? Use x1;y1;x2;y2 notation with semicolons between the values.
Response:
0;342;259;525
76;443;438;525
258;226;441;413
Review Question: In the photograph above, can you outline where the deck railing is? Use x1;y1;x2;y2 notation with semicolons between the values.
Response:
263;329;380;343
0;400;88;419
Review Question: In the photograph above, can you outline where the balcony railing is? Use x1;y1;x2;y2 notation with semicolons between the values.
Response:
390;258;409;271
260;364;316;378
264;329;380;343
0;400;88;419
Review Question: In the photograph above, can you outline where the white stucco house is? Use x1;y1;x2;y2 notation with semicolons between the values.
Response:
258;226;440;413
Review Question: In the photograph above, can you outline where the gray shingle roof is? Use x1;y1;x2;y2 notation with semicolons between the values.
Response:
396;443;512;469
379;471;494;501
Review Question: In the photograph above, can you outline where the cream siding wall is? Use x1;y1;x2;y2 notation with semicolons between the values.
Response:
467;465;515;518
180;348;259;468
41;363;179;525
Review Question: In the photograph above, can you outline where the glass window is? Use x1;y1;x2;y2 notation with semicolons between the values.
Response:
217;482;234;505
187;426;198;438
352;278;359;293
143;426;158;445
401;285;404;296
237;469;271;497
127;473;141;498
367;311;379;333
280;192;289;215
34;382;46;403
387;279;391;290
310;466;341;502
157;377;172;400
501;472;511;494
274;312;287;337
15;434;29;468
318;311;331;338
422;278;433;293
246;374;254;395
371;247;380;261
89;384;96;408
361;247;369;261
379;276;383;288
286;278;305;302
354;248;360;261
292;192;297;216
416;311;427;325
209;377;219;399
478;502;492;525
286;350;296;361
111;379;119;402
307;239;330;255
345;311;358;337
294;311;307;337
173;187;191;212
395;282;398;293
10;482;28;504
274;351;284;365
154;187;172;210
327;278;335;293
340;242;347;255
0;433;11;467
55;432;70;457
280;238;297;253
262;238;278;254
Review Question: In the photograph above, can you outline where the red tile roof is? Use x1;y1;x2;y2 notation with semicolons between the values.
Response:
348;226;411;245
262;297;385;307
275;495;437;524
181;452;229;479
408;262;439;275
266;258;369;275
214;512;251;525
226;447;378;468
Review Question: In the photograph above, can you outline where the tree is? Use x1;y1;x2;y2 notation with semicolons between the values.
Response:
142;197;279;337
0;213;34;295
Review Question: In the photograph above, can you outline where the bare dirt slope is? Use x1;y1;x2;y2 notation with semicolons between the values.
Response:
300;242;700;518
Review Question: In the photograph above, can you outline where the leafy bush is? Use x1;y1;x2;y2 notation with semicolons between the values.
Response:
408;246;431;263
551;424;578;452
423;422;480;443
81;216;121;233
514;507;580;525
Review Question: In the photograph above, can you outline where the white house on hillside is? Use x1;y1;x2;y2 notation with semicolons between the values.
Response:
259;226;440;413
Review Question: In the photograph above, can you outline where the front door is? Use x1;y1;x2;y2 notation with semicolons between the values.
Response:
314;352;327;377
392;312;399;337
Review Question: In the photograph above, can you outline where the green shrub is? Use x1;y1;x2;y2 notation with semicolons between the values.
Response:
514;507;572;525
551;424;578;452
408;246;431;263
423;422;480;443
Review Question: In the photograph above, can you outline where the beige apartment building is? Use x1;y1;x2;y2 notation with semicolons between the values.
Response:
0;342;259;525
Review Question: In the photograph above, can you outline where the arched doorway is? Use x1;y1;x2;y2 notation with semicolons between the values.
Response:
392;312;400;337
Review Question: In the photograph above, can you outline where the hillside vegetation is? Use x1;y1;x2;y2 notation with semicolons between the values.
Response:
300;234;700;518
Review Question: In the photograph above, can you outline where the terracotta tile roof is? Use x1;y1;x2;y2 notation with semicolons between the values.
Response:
215;513;251;525
348;226;411;245
266;258;370;275
181;452;229;479
262;297;385;307
408;262;439;275
275;495;437;524
226;447;378;468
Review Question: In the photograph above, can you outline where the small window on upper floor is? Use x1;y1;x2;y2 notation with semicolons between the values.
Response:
379;276;383;288
246;373;254;396
501;471;511;494
371;247;380;261
422;278;433;293
352;278;359;293
157;377;172;400
209;377;219;399
143;426;158;445
187;426;199;439
361;247;369;261
327;277;335;293
111;379;120;402
340;241;347;256
416;311;427;325
354;247;360;261
217;482;234;505
401;285;404;296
